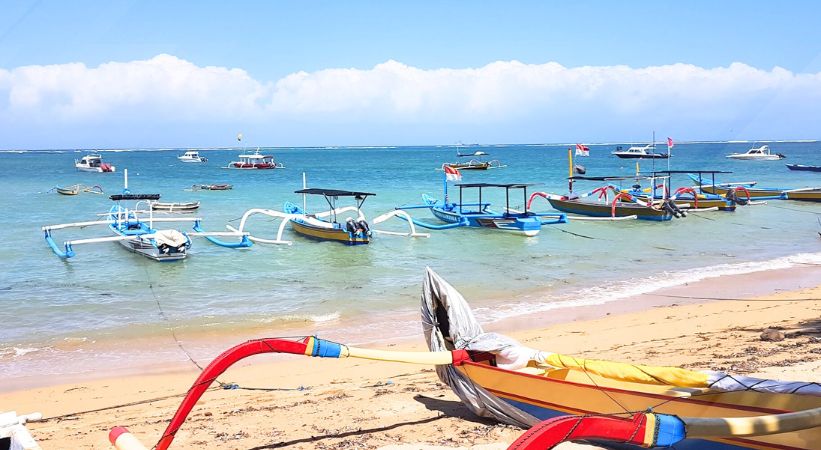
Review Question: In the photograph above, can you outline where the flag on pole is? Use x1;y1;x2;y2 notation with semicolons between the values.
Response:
443;164;462;181
575;143;590;156
667;137;674;151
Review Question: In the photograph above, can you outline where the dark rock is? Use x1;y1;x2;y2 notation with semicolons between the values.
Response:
760;329;785;342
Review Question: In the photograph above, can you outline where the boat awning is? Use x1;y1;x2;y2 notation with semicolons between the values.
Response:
568;176;668;182
454;183;538;189
644;170;733;175
294;188;375;197
110;194;161;201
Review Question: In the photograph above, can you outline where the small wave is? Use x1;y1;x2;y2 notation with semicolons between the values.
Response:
0;346;45;358
476;252;821;323
261;311;341;324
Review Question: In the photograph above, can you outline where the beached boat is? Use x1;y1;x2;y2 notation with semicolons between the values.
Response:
726;145;785;160
782;187;821;202
786;163;821;172
611;144;669;159
107;268;821;450
42;170;250;260
396;172;566;235
177;150;207;163
227;148;284;169
150;201;200;212
75;154;115;172
192;183;232;191
52;184;104;196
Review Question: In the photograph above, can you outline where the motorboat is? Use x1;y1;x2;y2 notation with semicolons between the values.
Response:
177;150;207;163
75;154;115;172
726;145;785;160
786;163;821;172
611;144;669;159
227;148;284;169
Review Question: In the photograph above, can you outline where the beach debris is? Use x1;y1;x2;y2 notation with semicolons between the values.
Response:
760;328;786;342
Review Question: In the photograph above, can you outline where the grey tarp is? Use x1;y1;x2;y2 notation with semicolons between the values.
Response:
421;267;539;428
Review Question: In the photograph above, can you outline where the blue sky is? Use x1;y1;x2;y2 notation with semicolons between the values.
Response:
1;1;820;148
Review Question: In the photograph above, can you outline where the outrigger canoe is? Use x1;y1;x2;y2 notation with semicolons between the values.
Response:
108;269;820;450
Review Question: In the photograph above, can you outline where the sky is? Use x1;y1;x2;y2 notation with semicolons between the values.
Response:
1;0;820;149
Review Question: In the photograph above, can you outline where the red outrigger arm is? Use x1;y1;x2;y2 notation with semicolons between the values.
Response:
507;413;685;449
111;337;468;450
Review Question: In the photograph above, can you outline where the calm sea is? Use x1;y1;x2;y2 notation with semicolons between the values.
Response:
1;142;820;384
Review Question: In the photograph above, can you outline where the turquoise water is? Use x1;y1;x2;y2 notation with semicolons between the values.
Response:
1;142;820;382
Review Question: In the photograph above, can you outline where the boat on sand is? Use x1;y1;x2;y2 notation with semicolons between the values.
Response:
106;268;820;450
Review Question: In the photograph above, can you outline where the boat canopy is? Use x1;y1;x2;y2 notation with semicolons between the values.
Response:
454;183;537;189
110;193;161;201
294;188;375;198
568;175;668;182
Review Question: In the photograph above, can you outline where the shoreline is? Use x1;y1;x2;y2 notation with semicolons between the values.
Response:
3;267;819;449
4;261;821;393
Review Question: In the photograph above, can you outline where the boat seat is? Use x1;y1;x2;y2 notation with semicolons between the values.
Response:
301;216;336;229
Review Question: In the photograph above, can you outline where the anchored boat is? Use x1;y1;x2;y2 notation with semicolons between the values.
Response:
227;148;284;169
726;145;785;160
75;154;115;172
42;170;250;260
51;184;104;196
396;177;567;235
177;150;207;163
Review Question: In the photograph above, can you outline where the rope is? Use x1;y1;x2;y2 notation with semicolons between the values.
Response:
769;204;821;215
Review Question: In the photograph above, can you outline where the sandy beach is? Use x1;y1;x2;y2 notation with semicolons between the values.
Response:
3;266;820;450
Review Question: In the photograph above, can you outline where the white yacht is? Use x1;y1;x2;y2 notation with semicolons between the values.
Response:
726;145;785;160
177;150;208;163
75;154;116;172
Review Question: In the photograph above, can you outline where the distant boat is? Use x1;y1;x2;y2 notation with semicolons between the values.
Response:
786;163;821;172
75;154;116;172
193;184;233;191
611;144;669;159
53;184;104;196
726;145;785;160
177;150;207;163
227;148;284;169
151;201;201;212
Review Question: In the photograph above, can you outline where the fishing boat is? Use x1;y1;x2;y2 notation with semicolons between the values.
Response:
223;176;427;245
396;172;566;235
633;170;739;211
75;154;115;172
227;148;284;169
42;170;250;260
51;184;103;196
444;148;505;170
686;173;821;202
285;189;375;245
177;150;207;163
192;184;232;191
106;268;821;450
529;176;682;221
150;201;200;212
611;144;669;159
726;145;785;160
786;163;821;172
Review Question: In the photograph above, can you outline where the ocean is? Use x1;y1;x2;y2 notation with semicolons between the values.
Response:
1;141;820;386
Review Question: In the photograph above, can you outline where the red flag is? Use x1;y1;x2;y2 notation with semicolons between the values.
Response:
667;137;674;151
443;164;462;181
575;143;590;156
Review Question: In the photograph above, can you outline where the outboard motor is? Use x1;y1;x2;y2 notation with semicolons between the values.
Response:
345;217;358;234
357;219;370;235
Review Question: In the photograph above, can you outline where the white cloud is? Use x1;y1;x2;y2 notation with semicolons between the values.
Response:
1;54;820;145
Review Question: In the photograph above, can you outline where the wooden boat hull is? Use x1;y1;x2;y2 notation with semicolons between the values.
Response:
700;185;786;199
456;361;821;450
613;153;669;159
56;186;80;195
547;198;672;221
151;202;201;212
431;207;542;236
289;219;369;245
784;189;821;202
116;236;187;261
786;164;821;172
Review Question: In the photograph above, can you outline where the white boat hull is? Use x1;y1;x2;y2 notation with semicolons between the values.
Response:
117;236;187;261
726;154;783;160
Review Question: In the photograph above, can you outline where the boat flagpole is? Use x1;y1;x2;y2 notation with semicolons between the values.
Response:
302;172;307;212
568;148;574;193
